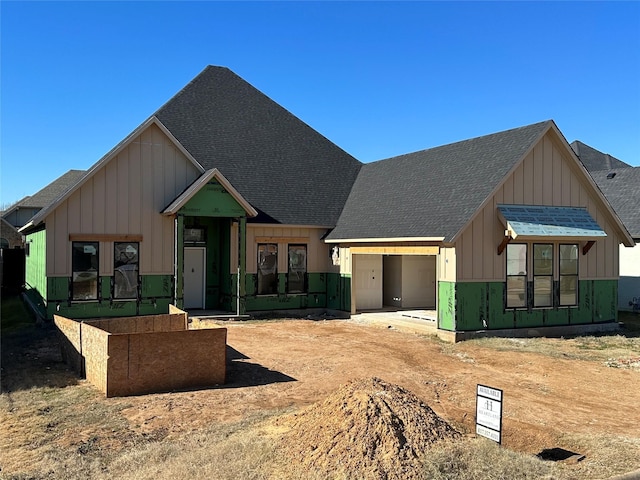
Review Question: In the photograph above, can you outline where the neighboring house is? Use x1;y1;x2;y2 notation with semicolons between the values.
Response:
1;217;23;249
20;66;634;337
570;141;639;312
570;141;632;172
2;170;86;229
589;166;640;311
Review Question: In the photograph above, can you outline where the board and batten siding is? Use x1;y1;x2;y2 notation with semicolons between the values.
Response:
455;132;620;282
45;123;201;277
231;225;333;274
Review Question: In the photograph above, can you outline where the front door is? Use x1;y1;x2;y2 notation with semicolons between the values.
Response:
184;247;206;309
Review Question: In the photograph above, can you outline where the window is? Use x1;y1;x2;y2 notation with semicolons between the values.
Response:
506;244;527;308
72;242;99;301
559;244;578;306
287;245;307;294
257;244;278;295
114;242;139;299
184;227;205;244
533;244;553;307
0;238;9;249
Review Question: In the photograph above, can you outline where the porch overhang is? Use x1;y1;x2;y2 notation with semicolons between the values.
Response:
497;204;606;241
162;168;258;218
496;204;606;255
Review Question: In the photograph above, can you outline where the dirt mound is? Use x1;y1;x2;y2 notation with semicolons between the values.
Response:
278;377;461;479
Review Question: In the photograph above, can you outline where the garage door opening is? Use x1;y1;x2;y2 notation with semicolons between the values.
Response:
354;254;436;312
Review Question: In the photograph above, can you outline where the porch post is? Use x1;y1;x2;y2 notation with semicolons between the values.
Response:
238;216;247;315
176;214;185;308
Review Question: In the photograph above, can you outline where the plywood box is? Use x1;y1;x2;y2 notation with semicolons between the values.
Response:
54;306;226;397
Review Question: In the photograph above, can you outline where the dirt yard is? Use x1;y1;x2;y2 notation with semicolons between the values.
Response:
2;311;640;479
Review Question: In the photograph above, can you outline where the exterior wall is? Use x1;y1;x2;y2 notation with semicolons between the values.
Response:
231;224;337;311
456;132;620;282
45;123;200;277
619;243;640;311
54;309;227;397
439;279;617;332
24;229;47;317
44;274;173;319
438;247;456;282
4;207;40;228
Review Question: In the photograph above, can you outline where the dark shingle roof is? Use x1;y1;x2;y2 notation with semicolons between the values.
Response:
155;66;362;226
6;170;86;210
590;167;640;238
571;141;631;172
327;121;552;242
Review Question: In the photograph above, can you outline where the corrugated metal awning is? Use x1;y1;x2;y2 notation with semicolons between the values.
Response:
497;205;606;240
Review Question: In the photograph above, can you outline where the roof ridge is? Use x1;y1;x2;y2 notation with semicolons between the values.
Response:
368;120;552;165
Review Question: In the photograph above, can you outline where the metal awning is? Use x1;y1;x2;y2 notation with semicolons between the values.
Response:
497;205;606;241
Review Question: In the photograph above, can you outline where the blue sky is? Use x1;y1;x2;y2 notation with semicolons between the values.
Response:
2;1;639;205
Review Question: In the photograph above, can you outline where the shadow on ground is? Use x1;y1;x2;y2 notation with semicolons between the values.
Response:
224;345;296;388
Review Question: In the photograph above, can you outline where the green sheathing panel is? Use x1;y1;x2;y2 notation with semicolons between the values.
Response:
437;281;456;331
326;273;351;311
451;279;618;331
42;274;173;320
24;230;47;317
487;283;514;328
456;282;488;331
180;180;247;217
592;279;618;323
240;272;331;311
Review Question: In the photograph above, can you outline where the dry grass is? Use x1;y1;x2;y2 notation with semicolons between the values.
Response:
458;313;640;368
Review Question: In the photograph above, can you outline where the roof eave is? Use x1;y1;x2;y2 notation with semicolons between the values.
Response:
324;236;445;244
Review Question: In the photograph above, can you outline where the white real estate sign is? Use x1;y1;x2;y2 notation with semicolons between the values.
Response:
476;384;503;444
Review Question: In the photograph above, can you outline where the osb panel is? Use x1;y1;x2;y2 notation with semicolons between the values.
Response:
80;323;109;394
85;313;187;334
54;315;82;352
54;315;83;373
105;328;227;397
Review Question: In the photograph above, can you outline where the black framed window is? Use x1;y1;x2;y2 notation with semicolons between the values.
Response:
533;244;553;307
506;244;527;308
72;242;99;301
114;242;139;299
559;244;578;306
287;245;307;294
257;243;278;295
